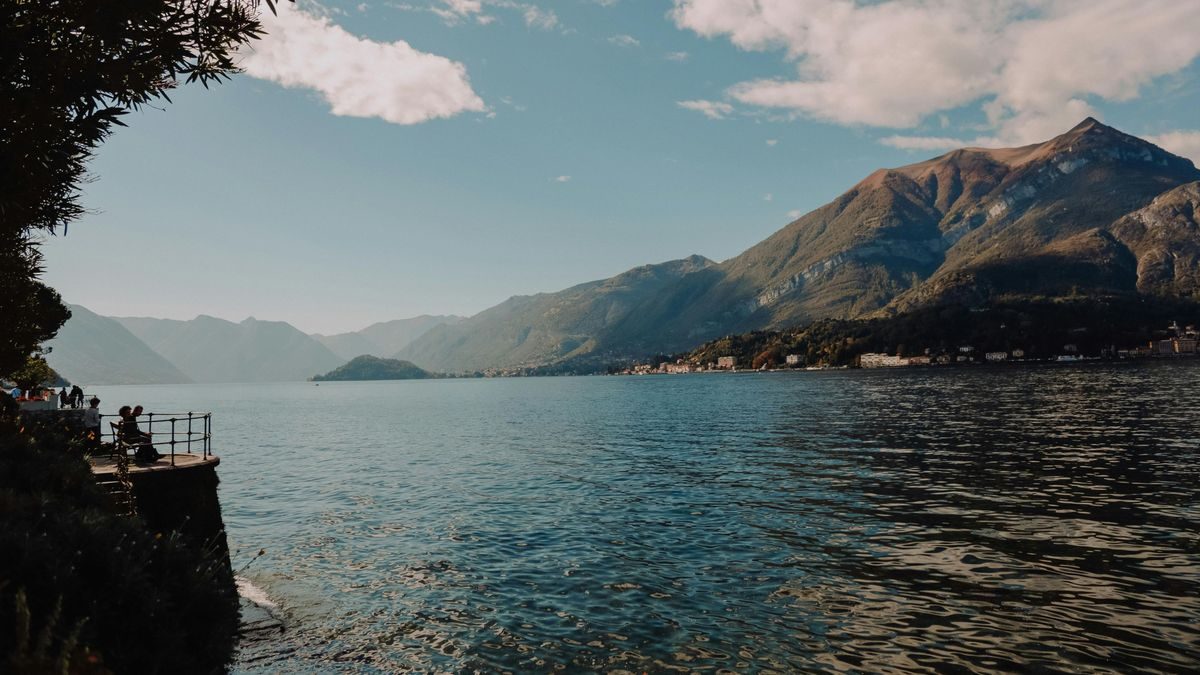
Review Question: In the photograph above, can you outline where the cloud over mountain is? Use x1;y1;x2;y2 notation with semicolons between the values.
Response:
671;0;1200;145
241;1;486;125
1145;131;1200;164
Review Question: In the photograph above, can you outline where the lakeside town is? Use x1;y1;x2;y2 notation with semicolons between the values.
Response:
618;321;1200;374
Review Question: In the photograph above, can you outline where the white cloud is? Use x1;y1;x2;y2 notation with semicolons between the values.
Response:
242;2;486;125
665;51;690;62
608;34;640;48
678;99;733;120
519;4;558;30
787;209;803;220
880;134;1000;151
1145;131;1200;165
765;138;778;147
764;193;773;202
499;96;527;112
553;175;572;183
430;0;486;23
671;0;1200;145
409;1;557;29
442;0;482;15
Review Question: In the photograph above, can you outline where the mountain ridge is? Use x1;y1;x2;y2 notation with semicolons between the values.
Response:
44;305;192;385
44;120;1200;378
312;315;464;361
114;314;344;383
397;255;715;372
397;118;1200;372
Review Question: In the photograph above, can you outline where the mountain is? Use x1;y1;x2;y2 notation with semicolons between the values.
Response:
312;315;463;361
397;255;715;372
311;355;434;381
114;315;344;383
43;305;192;385
397;119;1200;372
876;118;1199;312
311;331;378;363
44;121;1198;378
1107;181;1200;296
641;118;1198;337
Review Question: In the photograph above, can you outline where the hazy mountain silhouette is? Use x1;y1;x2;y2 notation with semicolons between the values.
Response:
114;315;344;383
312;315;463;361
44;305;191;385
397;256;715;372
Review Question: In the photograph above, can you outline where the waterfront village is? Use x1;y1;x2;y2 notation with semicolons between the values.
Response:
619;322;1200;374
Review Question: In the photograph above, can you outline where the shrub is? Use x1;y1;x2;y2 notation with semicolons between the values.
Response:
0;416;239;674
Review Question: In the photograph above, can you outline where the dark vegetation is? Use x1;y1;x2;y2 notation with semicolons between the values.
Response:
2;1;271;670
0;0;262;377
312;355;435;381
5;355;58;392
0;414;240;674
684;297;1200;369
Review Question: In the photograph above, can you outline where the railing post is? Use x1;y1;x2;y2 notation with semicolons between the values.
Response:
187;413;193;454
169;418;176;466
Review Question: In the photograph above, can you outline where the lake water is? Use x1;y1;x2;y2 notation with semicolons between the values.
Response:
98;362;1200;673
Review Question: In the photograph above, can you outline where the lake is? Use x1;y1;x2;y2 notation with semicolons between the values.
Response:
96;362;1200;672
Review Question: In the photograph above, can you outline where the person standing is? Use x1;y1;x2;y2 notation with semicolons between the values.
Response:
83;397;102;451
59;387;69;408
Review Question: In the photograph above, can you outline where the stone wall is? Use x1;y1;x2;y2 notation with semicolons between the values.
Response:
128;459;230;568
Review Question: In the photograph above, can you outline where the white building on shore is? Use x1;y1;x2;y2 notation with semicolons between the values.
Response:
860;353;909;368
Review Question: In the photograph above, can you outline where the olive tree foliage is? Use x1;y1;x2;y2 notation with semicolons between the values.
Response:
0;0;274;377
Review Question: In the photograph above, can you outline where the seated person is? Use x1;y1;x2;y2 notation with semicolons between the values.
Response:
119;405;162;462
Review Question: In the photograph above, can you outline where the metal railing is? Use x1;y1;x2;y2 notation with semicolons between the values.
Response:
100;411;213;466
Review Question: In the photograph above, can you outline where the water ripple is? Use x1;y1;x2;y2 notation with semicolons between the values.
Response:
94;363;1200;672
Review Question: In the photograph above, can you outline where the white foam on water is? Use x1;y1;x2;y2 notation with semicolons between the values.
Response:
236;576;279;610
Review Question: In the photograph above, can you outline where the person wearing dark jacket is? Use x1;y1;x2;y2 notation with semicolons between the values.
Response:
120;404;162;462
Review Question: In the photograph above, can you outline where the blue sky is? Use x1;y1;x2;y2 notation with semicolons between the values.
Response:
42;0;1200;334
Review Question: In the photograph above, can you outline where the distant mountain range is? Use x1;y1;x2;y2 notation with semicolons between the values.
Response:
397;118;1200;372
44;119;1200;381
397;255;716;373
111;315;344;383
312;315;463;361
44;305;192;385
44;311;458;385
